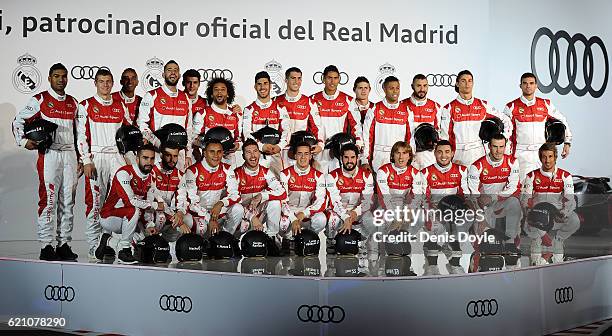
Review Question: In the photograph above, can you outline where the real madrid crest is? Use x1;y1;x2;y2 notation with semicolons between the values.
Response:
375;62;396;99
141;57;164;92
483;168;489;176
160;98;166;105
535;178;541;185
264;59;285;96
431;174;438;181
13;53;41;94
290;176;296;184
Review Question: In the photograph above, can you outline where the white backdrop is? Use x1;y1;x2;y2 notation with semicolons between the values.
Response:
0;0;610;240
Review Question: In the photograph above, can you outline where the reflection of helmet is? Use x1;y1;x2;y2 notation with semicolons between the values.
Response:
324;133;356;160
201;126;234;152
384;229;412;256
154;123;188;149
206;259;239;273
175;233;205;262
252;126;281;145
115;125;144;154
438;195;468;212
527;202;559;232
239;230;268;258
478;228;506;255
384;256;417;277
294;229;320;256
289;256;322;277
24;119;58;150
334;256;365;277
334;230;362;255
414;123;439;152
545;118;566;145
239;257;269;275
207;231;239;259
134;235;171;263
479;117;504;142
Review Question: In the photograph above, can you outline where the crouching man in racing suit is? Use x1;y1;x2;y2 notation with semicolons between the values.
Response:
227;139;286;238
521;143;579;265
177;140;242;237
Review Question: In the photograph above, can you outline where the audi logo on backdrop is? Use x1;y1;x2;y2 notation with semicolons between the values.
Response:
297;305;345;323
44;285;75;302
555;287;574;304
71;65;110;80
159;294;192;313
197;69;233;83
466;299;498;318
530;27;609;98
313;71;350;85
426;74;456;87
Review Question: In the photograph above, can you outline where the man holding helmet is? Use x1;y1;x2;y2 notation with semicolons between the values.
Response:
77;68;131;260
503;72;573;180
12;63;80;261
521;143;579;265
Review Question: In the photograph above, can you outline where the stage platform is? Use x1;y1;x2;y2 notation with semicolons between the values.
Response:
1;235;612;335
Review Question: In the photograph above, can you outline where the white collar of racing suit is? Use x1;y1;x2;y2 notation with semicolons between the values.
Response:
243;165;261;177
120;90;136;104
202;160;220;173
539;167;557;179
255;98;272;109
162;84;179;98
322;89;339;100
212;103;232;114
520;95;537;107
132;164;150;179
410;95;427;107
456;95;474;105
294;164;311;176
433;162;453;173
48;89;66;102
383;98;400;109
391;163;408;175
486;153;505;167
284;91;301;103
94;94;113;106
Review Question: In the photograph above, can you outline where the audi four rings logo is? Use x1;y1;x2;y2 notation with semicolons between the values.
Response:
159;294;192;313
426;74;457;87
531;27;609;98
197;69;233;83
313;71;350;85
297;305;345;323
555;287;574;304
44;285;75;302
71;65;110;80
466;299;498;318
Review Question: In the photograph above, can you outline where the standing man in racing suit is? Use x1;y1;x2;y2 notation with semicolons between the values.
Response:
311;65;364;172
440;70;511;166
177;140;241;237
77;68;131;260
351;76;374;123
228;139;286;239
275;67;324;168
403;74;442;170
363;76;414;172
12;63;81;261
138;60;193;170
503;72;572;180
242;71;290;176
112;68;141;125
521;143;579;265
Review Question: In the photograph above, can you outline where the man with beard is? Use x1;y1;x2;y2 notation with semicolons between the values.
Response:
138;60;193;170
279;143;327;241
77;68;131;260
363;76;414;172
521;143;579;265
275;67;323;168
112;68;141;124
177;140;242;236
138;145;190;246
12;63;81;261
242;71;290;176
503;73;572;180
228;139;286;238
403;74;442;170
326;144;375;247
95;144;163;264
440;70;511;166
351;76;374;123
193;78;242;168
311;65;364;172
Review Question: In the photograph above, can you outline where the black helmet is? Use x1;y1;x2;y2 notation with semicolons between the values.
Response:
239;230;268;258
289;130;318;148
334;230;362;255
414;123;439;152
478;228;506;255
384;256;417;277
294;229;320;256
324;133;356;160
154;123;188;149
545;118;566;145
207;231;239;259
252;126;281;145
527;202;559;232
473;254;505;272
115;125;144;154
479;116;504;142
24;119;58;150
384;229;412;256
201;126;234;152
175;233;205;262
438;195;469;212
134;234;171;263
